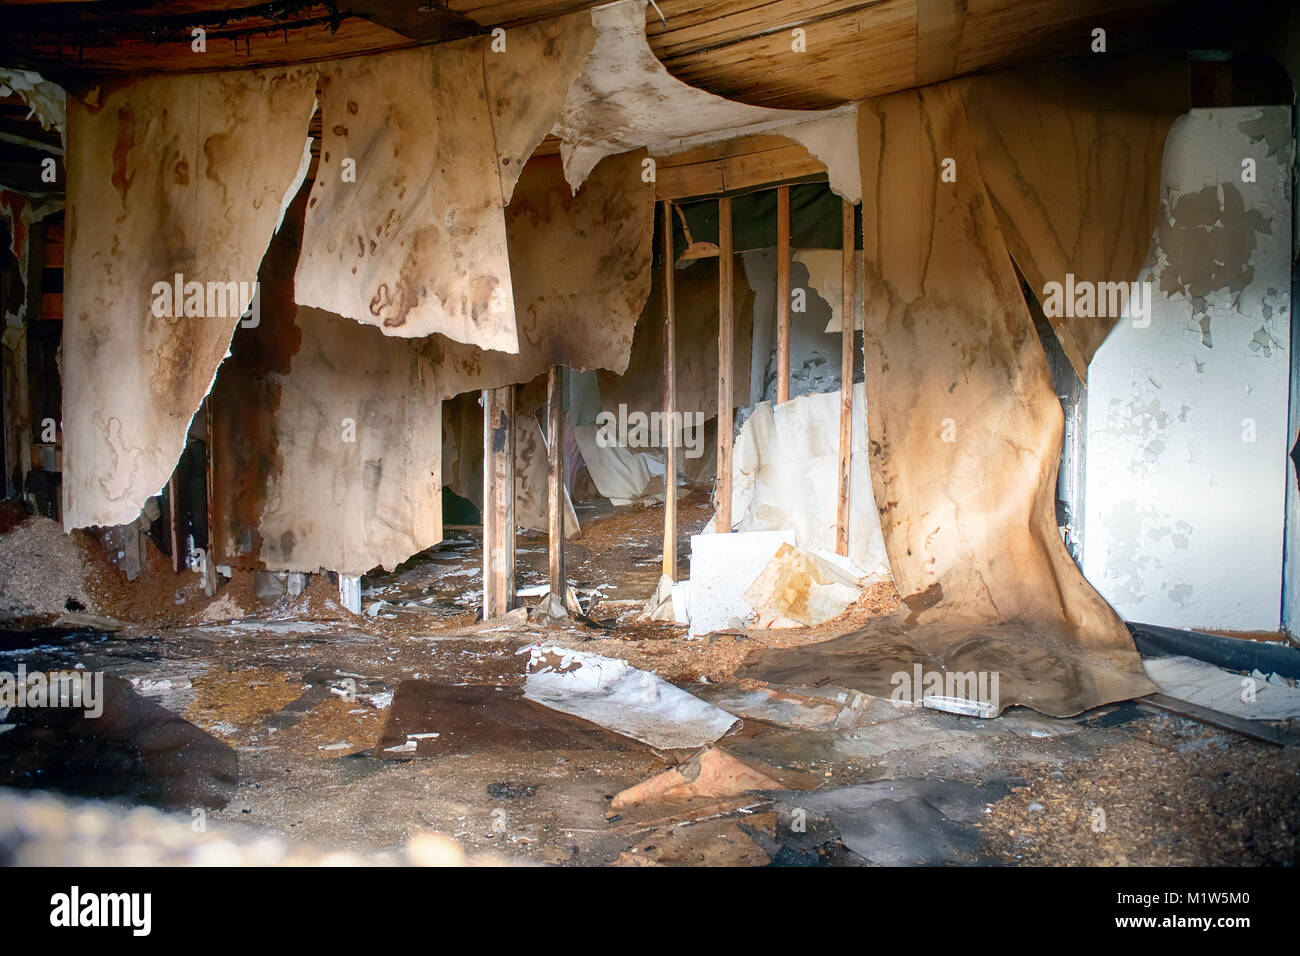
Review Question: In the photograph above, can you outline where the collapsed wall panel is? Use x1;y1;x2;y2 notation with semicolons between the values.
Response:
958;56;1187;378
740;84;1154;717
211;182;443;577
63;66;316;530
295;42;516;349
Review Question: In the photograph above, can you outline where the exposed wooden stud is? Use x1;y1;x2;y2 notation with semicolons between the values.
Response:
546;365;565;603
167;472;182;574
836;199;855;557
661;200;678;580
776;184;791;404
482;385;516;618
716;195;734;534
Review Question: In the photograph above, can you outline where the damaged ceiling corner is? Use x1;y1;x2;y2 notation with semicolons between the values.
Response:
554;0;859;202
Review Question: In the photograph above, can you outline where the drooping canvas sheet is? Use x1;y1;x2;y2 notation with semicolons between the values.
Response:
211;181;443;577
63;66;316;530
958;56;1187;378
431;150;654;398
295;41;516;349
740;84;1157;717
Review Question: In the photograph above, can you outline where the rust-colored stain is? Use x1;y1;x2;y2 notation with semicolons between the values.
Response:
208;177;311;567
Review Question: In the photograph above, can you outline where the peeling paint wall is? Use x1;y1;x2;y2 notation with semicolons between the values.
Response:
1082;108;1293;631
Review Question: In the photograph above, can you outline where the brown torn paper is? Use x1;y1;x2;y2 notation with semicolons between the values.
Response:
958;56;1187;378
431;150;654;398
63;66;316;530
740;84;1154;717
295;42;517;349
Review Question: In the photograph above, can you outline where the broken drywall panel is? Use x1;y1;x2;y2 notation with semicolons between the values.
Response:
741;249;858;403
958;55;1188;380
431;150;654;397
689;529;794;637
0;69;65;144
1082;108;1292;632
598;256;753;418
211;180;443;576
483;10;597;204
723;383;889;579
743;83;1154;718
792;249;866;334
63;65;317;530
744;542;863;627
1143;655;1300;720
295;41;516;349
522;644;738;750
554;0;856;199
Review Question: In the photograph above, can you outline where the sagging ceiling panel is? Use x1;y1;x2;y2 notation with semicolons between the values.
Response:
958;55;1188;379
62;65;317;530
741;82;1157;717
294;41;517;348
431;149;655;398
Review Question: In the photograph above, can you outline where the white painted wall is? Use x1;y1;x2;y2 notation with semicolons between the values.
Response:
1082;108;1293;631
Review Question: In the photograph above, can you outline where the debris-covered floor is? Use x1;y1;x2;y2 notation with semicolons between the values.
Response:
2;499;1297;867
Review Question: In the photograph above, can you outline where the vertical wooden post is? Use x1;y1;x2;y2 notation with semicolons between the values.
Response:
202;398;216;596
836;200;855;557
776;185;791;404
716;196;734;534
661;201;678;580
546;365;565;604
168;472;182;574
483;385;516;617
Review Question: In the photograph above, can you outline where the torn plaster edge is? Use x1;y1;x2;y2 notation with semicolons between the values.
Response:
275;128;315;236
554;0;842;194
649;106;862;204
0;68;66;147
0;193;63;320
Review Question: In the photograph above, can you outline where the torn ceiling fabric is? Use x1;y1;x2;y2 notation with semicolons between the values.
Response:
294;41;517;348
62;65;317;530
483;10;598;205
430;150;655;398
958;56;1188;379
554;0;860;202
740;83;1156;718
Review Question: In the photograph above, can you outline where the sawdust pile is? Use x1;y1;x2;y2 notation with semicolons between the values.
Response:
0;513;100;621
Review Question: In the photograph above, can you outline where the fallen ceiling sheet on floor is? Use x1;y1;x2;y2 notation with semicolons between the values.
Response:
523;645;739;751
211;181;443;576
375;679;650;758
1143;655;1300;720
741;79;1162;717
62;65;316;530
